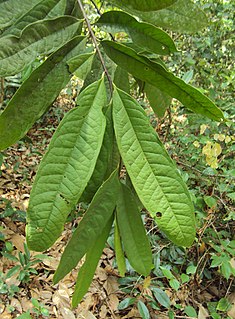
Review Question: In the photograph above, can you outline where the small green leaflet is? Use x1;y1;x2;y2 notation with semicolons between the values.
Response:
0;0;40;28
102;41;224;121
72;215;114;307
97;11;177;55
0;16;81;77
26;78;107;251
53;169;119;283
0;36;86;150
112;87;196;246
108;0;177;12
1;0;62;37
116;183;152;276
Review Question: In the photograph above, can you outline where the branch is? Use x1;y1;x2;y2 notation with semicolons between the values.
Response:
77;0;113;95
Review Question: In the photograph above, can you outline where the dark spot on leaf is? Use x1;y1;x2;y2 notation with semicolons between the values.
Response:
59;193;70;205
156;212;162;218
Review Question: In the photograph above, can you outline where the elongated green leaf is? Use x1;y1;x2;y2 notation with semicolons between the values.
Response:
0;36;86;150
113;87;195;246
102;41;224;121
81;106;119;203
0;16;81;77
97;11;177;55
53;169;119;283
128;0;208;33
109;0;177;12
0;0;40;28
2;0;63;37
116;183;152;276
72;215;114;307
68;52;94;80
114;219;126;277
26;79;107;252
145;83;171;118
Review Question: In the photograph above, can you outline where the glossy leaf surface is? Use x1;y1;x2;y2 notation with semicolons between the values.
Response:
97;11;177;55
0;16;81;76
102;41;224;121
53;169;119;283
112;87;196;246
0;36;86;150
26;79;107;251
72;215;114;307
116;183;152;276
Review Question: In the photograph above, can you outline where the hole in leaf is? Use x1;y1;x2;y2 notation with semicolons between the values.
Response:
156;212;162;218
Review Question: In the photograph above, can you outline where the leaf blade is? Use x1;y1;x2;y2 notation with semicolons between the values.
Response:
109;0;177;12
112;87;195;246
116;183;152;276
26;78;107;251
53;169;120;283
102;41;224;121
0;36;86;150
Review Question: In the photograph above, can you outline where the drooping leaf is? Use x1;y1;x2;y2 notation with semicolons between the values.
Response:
53;169;119;283
0;36;86;150
0;0;40;28
152;288;171;308
116;183;152;276
97;11;177;55
26;78;107;252
72;215;114;307
137;300;150;319
145;83;171;118
68;52;94;80
81;106;119;203
114;219;126;277
112;87;195;246
0;16;81;77
2;0;64;37
121;0;208;33
108;0;177;12
102;41;224;121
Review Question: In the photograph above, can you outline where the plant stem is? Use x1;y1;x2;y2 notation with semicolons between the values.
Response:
77;0;113;95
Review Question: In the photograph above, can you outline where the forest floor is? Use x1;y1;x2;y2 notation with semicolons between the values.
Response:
0;96;235;319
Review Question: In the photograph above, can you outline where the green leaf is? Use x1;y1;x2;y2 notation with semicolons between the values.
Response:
0;0;40;28
102;41;224;121
114;219;126;277
53;169;119;283
81;106;119;203
109;0;177;12
169;278;180;291
116;183;152;276
137;300;150;319
152;288;171;308
145;83;171;118
123;0;208;33
6;265;21;279
26;78;107;252
2;0;63;37
16;312;32;319
114;66;130;93
72;215;114;307
0;16;81;77
68;52;94;80
0;36;86;150
184;305;197;318
216;298;232;312
118;297;136;310
97;11;177;55
112;87;195;246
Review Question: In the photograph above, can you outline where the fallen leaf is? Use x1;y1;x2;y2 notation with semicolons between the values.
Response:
198;304;209;319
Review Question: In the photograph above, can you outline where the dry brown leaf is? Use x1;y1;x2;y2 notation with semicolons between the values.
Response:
99;304;108;318
0;311;12;319
104;276;119;295
20;297;33;312
228;293;235;319
108;294;119;312
10;233;25;252
77;309;97;319
60;307;76;319
198;304;209;319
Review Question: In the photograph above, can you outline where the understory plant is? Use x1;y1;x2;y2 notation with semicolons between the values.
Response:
0;0;224;307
